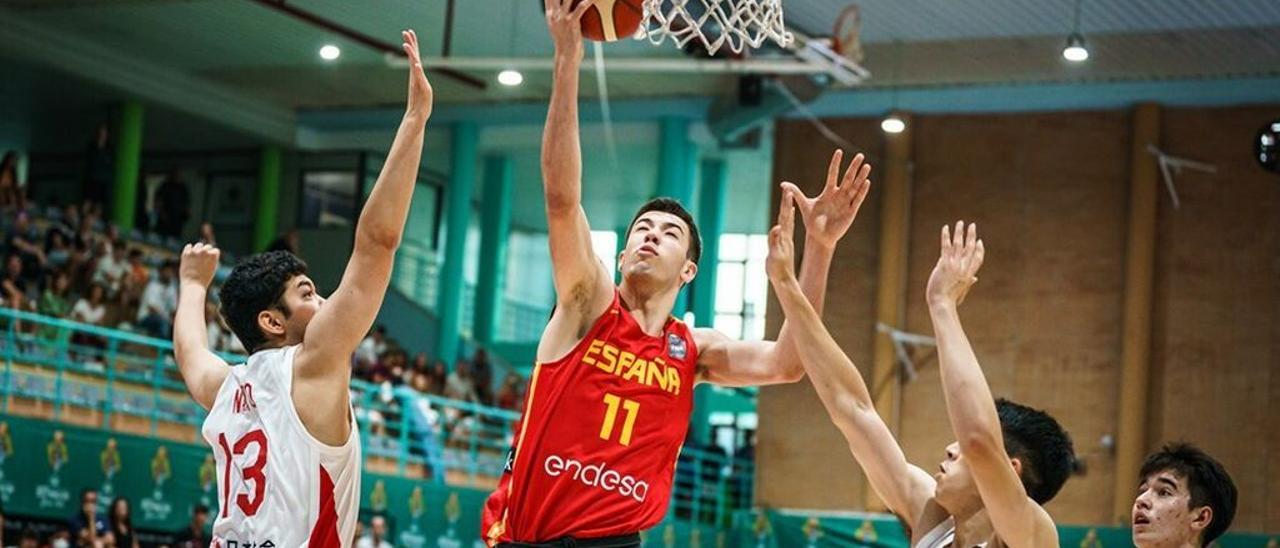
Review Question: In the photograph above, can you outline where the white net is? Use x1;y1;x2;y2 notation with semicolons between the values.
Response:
639;0;793;55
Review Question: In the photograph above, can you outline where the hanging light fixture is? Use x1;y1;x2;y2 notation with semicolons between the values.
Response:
1062;0;1089;62
882;41;906;134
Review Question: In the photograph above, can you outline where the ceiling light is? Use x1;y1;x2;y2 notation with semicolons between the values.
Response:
319;44;341;61
881;114;906;134
1062;33;1089;62
497;69;524;86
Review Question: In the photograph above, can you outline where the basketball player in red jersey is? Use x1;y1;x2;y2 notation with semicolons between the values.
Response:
172;30;433;547
480;2;873;546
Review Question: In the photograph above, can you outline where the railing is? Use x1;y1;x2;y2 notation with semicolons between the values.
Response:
392;241;550;343
0;307;757;525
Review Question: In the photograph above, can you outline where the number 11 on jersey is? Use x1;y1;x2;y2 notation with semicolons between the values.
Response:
599;393;640;446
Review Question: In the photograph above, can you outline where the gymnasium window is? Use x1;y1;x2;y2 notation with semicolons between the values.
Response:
714;234;768;340
590;230;617;275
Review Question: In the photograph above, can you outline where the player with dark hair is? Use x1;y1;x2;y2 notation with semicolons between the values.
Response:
1133;443;1237;548
173;29;434;548
765;210;1076;548
480;1;874;545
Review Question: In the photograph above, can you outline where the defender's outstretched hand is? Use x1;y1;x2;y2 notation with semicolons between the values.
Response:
926;221;985;308
179;243;220;289
766;189;798;284
401;29;434;121
781;149;873;249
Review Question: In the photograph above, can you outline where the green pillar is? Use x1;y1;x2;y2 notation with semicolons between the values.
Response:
110;101;144;230
253;146;282;252
436;122;478;365
473;155;513;345
657;117;696;316
688;159;726;445
691;158;726;328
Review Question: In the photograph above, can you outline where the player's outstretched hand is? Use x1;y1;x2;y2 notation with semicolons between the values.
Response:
780;149;872;250
926;221;985;308
179;243;221;289
401;29;434;121
765;188;798;284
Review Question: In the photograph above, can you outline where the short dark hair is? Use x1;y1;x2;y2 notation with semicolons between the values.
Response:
220;251;308;352
996;399;1075;504
625;198;702;264
80;487;98;502
1139;443;1237;547
193;503;210;516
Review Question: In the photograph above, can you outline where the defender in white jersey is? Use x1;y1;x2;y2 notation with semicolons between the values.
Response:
173;29;434;548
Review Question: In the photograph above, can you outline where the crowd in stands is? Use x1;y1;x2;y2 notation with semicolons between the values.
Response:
0;486;206;548
0;203;242;356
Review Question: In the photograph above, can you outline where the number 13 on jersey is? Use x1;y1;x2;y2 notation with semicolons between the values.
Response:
599;393;640;446
217;429;268;518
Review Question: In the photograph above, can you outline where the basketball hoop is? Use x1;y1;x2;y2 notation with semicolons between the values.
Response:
639;0;793;55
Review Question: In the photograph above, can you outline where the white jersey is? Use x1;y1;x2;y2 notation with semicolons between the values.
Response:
201;345;361;548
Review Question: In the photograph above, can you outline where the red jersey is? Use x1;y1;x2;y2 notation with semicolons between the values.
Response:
482;292;699;545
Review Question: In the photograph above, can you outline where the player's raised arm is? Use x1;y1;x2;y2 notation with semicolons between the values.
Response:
927;222;1058;547
697;150;870;386
538;0;614;360
761;191;935;528
173;243;230;411
296;29;433;374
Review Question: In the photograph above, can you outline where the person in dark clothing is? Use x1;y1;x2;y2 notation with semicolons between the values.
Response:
109;497;139;548
173;503;209;548
83;123;114;215
154;172;191;238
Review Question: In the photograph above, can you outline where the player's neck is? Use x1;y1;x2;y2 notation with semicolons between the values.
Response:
952;508;993;548
618;280;678;337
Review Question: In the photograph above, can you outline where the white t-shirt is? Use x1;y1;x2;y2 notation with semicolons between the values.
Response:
137;279;178;321
71;299;106;325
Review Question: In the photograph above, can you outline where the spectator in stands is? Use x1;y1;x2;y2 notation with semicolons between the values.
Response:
173;504;209;548
356;326;388;370
445;359;479;403
267;228;300;255
91;240;128;299
198;222;217;246
71;282;109;366
154;172;190;238
83;123;113;216
18;527;39;548
205;301;244;354
68;488;108;547
495;373;524;411
71;282;108;327
428;359;448;397
411;352;429;374
2;255;31;311
356;515;393;548
136;260;178;338
37;270;73;341
6;212;46;282
121;248;150;311
0;151;25;211
108;496;139;548
45;228;72;272
472;348;494;405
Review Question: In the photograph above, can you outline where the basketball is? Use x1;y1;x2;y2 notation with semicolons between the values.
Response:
574;0;644;42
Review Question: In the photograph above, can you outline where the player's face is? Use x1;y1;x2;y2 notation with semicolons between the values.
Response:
280;275;324;343
1132;470;1207;548
621;212;696;288
933;442;979;514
